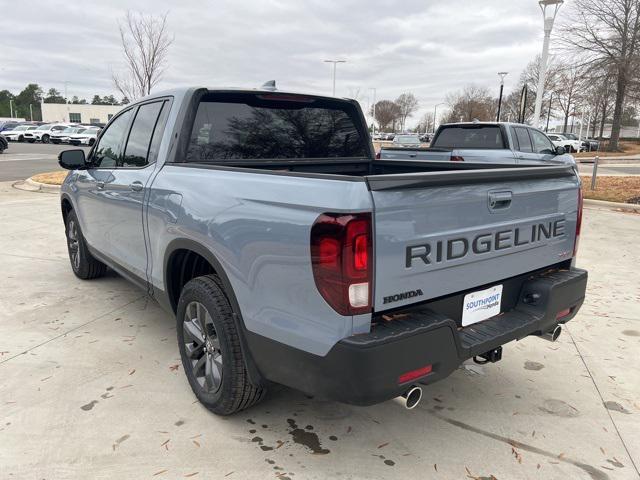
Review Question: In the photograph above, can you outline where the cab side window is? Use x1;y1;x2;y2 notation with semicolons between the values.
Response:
513;127;533;153
529;129;556;154
121;101;166;168
92;109;134;168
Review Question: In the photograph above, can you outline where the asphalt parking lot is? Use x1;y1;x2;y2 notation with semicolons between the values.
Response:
0;143;90;182
0;183;639;480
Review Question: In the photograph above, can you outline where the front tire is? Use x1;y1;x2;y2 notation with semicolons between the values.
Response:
65;210;107;279
177;275;266;415
18;135;24;142
42;134;50;144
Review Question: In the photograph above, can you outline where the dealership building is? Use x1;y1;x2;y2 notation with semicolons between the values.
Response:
41;103;123;124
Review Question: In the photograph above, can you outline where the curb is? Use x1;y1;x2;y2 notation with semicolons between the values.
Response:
584;198;640;213
13;177;61;193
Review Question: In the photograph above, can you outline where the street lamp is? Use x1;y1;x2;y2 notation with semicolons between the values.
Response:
323;59;346;96
433;103;446;134
532;0;563;127
496;72;509;122
369;87;377;135
9;99;14;118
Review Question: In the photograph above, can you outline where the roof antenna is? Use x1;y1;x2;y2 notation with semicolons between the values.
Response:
261;80;277;91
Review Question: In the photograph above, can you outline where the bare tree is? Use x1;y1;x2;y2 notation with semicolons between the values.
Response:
554;64;587;133
395;93;419;131
559;0;640;150
501;55;560;125
416;112;435;133
371;100;401;132
113;11;174;101
443;85;496;123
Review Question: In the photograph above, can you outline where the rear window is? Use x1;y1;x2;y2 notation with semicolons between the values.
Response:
186;93;368;162
432;125;505;149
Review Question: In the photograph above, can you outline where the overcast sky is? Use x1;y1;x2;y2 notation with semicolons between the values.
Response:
2;0;565;126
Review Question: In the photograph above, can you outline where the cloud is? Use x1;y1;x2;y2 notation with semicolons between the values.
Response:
2;0;553;126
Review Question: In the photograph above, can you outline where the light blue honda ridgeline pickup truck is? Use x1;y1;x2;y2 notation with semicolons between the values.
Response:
58;87;587;415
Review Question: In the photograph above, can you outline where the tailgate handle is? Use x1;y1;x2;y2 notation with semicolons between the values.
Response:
488;191;512;210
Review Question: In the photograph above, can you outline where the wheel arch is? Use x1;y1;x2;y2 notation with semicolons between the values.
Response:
60;194;74;224
162;238;265;386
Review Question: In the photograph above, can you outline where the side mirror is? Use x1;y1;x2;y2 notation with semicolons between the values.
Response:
555;146;566;155
58;149;87;170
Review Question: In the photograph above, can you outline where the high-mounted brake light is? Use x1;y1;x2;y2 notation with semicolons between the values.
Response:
573;186;583;257
310;213;372;315
256;94;315;103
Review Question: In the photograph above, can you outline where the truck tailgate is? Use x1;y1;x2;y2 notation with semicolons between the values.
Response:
368;166;580;312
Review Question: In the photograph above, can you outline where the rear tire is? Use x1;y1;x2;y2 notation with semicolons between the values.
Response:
42;134;50;144
177;275;266;415
88;138;95;146
65;210;107;279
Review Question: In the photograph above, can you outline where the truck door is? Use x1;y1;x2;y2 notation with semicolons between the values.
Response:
74;108;134;255
99;99;170;284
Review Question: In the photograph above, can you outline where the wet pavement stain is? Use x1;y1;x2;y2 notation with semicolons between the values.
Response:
246;419;256;425
80;400;98;411
251;436;274;451
539;399;580;418
112;434;130;451
603;401;631;414
622;330;639;336
329;436;338;441
524;361;545;371
175;420;185;426
286;419;329;455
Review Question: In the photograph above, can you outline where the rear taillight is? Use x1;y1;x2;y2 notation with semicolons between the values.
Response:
573;187;583;257
310;213;372;315
450;155;464;162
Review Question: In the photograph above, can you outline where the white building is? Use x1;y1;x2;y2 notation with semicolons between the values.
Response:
41;103;124;124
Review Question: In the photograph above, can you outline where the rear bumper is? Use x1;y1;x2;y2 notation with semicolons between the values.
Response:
247;267;588;406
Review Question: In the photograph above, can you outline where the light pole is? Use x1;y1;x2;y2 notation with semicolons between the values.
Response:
496;72;509;122
433;103;446;134
532;0;563;128
9;99;14;118
323;60;346;96
29;104;33;121
369;87;377;135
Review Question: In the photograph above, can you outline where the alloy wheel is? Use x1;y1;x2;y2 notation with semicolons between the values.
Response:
183;301;223;393
67;219;80;270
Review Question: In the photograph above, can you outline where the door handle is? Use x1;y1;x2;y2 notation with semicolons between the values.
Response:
129;181;144;192
95;181;105;189
488;191;512;210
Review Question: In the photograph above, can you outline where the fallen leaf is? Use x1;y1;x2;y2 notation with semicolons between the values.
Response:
378;442;389;449
152;470;167;476
192;440;200;448
184;472;198;477
434;463;438;472
129;369;136;376
169;364;180;371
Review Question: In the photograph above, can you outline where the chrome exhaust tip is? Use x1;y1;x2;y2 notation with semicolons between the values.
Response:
541;325;562;342
402;386;423;410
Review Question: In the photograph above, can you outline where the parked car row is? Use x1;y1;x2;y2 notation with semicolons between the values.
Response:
0;122;101;146
373;132;433;143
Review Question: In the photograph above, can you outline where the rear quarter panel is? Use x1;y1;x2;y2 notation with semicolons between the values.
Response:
147;166;374;356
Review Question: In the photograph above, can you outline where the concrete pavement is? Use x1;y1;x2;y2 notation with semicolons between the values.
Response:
0;182;638;480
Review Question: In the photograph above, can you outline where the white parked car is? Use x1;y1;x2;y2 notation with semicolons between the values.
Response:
68;126;101;146
547;133;582;153
2;125;38;142
49;126;87;144
23;123;74;144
